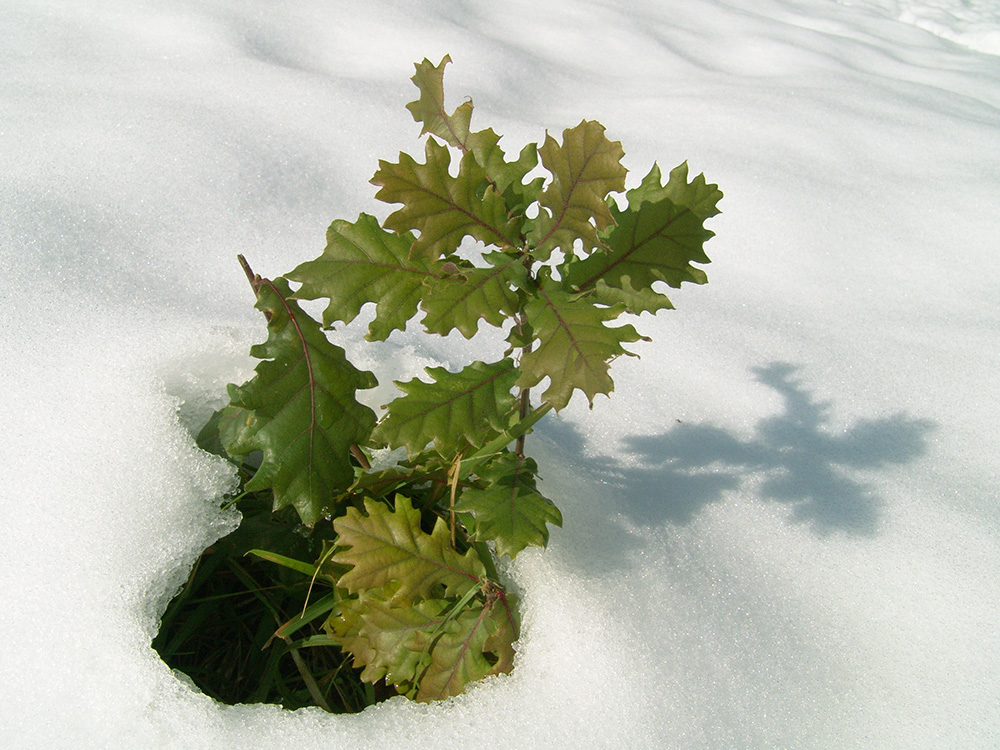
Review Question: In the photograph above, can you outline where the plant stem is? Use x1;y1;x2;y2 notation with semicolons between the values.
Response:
514;310;534;458
448;454;462;548
349;444;371;470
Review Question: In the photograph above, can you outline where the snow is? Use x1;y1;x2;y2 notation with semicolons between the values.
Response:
2;0;998;747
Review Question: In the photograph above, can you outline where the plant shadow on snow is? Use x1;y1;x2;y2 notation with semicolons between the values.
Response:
539;362;935;552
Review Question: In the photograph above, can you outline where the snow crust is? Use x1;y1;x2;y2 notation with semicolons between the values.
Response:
2;0;998;747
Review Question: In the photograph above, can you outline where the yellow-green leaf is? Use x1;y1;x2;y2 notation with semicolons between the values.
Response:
372;139;521;262
517;270;648;411
333;496;484;604
526;120;627;258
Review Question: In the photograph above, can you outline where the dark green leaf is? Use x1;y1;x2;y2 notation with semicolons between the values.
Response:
456;453;562;558
224;277;378;525
564;162;721;314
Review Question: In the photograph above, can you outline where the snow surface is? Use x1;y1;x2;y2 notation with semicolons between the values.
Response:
2;0;998;747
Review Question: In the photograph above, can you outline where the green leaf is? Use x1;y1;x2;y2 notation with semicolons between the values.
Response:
325;594;377;678
410;603;502;702
404;54;541;211
246;549;317;578
467;130;544;212
197;404;260;467
405;55;473;150
347;461;447;502
564;162;721;314
526;120;627;258
624;161;723;222
373;359;520;458
517;270;648;411
458;403;553;478
224;276;378;525
272;591;340;641
372;139;521;262
455;453;562;559
327;588;438;686
333;495;484;603
285;213;438;341
421;251;527;338
564;265;675;315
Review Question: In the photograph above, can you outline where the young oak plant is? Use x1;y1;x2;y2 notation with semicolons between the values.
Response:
197;55;721;705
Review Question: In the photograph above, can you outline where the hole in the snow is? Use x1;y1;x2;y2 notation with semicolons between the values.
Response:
152;442;394;712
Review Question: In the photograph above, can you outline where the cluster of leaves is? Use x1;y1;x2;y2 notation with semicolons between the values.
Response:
179;55;721;707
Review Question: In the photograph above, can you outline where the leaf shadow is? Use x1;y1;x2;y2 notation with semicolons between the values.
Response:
538;362;935;553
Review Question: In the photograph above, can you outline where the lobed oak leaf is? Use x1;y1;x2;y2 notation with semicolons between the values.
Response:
467;130;543;212
526;120;627;259
410;604;503;702
420;251;527;338
372;139;521;262
563;260;676;315
347;461;448;503
332;496;484;604
349;592;445;687
325;594;377;679
372;359;520;458
623;161;723;222
224;277;377;526
482;590;518;675
405;55;541;212
565;162;721;314
455;453;562;559
517;270;648;411
405;55;473;149
285;213;439;341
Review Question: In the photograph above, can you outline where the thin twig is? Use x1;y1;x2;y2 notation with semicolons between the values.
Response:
448;454;462;549
237;254;262;293
349;444;371;470
515;310;534;457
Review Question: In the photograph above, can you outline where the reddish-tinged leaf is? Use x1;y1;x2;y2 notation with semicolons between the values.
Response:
333;496;484;603
517;270;648;410
410;604;497;702
527;120;627;258
405;55;473;149
372;139;521;261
